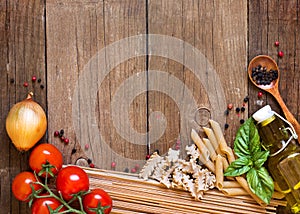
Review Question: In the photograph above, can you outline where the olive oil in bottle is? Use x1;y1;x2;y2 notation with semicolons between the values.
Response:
253;105;300;213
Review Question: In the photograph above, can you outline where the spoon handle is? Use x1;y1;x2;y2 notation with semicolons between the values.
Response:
272;90;300;139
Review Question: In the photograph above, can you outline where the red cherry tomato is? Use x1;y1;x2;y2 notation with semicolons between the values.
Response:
31;195;66;214
12;171;42;202
83;188;113;214
29;143;63;177
56;166;89;201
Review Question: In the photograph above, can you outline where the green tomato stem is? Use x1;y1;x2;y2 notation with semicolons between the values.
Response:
34;178;87;214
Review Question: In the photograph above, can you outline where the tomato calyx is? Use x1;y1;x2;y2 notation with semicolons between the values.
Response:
38;160;56;177
88;202;111;214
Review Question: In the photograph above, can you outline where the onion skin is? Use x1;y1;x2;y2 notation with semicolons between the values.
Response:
6;93;47;151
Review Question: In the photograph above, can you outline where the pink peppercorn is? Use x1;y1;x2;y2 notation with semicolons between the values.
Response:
278;51;284;58
32;76;37;82
64;138;69;144
111;162;116;168
274;41;280;46
23;82;29;87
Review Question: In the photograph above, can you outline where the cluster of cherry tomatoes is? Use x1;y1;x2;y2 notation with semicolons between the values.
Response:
11;143;112;214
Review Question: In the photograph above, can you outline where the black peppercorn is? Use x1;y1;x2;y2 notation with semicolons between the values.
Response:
241;107;246;112
87;159;92;164
235;107;240;113
59;129;64;137
224;123;229;129
71;148;77;154
224;109;229;116
240;119;245;124
243;96;249;103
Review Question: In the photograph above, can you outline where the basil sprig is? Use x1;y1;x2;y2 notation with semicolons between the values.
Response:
224;117;274;204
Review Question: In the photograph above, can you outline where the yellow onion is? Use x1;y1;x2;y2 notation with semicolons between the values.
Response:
6;92;47;151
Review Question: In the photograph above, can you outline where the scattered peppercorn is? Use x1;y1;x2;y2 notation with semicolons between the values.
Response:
146;154;151;160
274;41;280;46
60;136;65;141
87;159;92;164
124;168;129;173
37;78;42;83
10;78;15;84
54;130;59;137
71;148;77;154
278;51;284;58
131;168;137;173
32;76;37;82
59;129;64;137
227;103;233;110
111;162;116;168
240;119;245;124
224;109;229;116
40;84;44;89
64;138;69;144
23;82;29;87
235;107;240;113
85;144;89;149
241;107;246;112
89;163;95;168
258;91;263;98
243;96;249;103
224;123;229;129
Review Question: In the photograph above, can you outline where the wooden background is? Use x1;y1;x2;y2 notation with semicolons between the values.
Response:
0;0;299;213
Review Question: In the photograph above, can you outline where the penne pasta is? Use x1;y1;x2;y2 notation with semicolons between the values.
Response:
209;119;230;156
203;127;222;154
215;155;224;190
221;187;249;196
191;129;210;162
202;138;217;161
198;153;216;173
223;181;242;188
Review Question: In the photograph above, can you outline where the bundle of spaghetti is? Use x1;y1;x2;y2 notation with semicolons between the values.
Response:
191;119;286;206
82;166;286;214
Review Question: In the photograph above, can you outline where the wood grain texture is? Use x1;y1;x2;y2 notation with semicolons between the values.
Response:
0;1;46;213
1;0;299;213
148;0;247;149
46;0;147;172
248;0;300;123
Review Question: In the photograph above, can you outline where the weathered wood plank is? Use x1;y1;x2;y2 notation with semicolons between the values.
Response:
248;0;300;124
0;0;46;213
148;0;247;150
46;0;147;172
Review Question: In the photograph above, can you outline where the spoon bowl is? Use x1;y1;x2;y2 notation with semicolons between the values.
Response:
248;55;300;139
248;55;279;92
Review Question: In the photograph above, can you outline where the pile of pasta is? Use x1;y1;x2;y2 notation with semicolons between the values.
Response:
139;119;285;207
191;119;285;206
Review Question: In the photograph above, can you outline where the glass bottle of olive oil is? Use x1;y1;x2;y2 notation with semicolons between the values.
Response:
253;105;300;213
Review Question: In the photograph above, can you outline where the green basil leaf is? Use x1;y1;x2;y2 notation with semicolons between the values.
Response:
246;167;274;204
248;120;261;154
253;150;270;168
224;156;252;177
234;119;252;158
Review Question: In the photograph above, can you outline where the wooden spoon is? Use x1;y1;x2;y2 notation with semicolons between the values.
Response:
248;55;300;138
